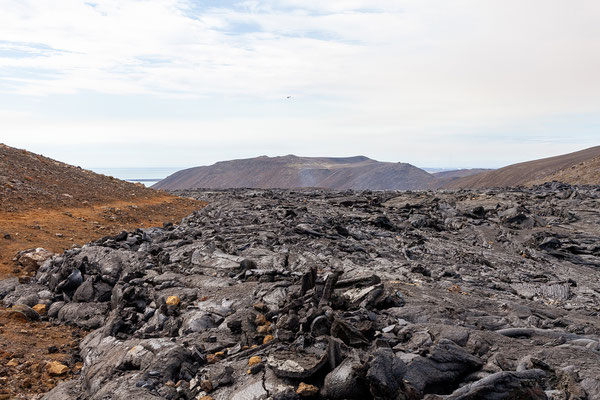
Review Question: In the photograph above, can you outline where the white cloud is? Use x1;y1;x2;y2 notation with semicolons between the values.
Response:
0;0;599;167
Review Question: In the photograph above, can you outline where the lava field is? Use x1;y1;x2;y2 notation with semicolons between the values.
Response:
2;183;600;399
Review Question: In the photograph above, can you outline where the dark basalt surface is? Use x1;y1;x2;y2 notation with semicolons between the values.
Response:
2;182;600;399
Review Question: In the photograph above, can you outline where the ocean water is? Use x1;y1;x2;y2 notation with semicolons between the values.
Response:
89;167;185;187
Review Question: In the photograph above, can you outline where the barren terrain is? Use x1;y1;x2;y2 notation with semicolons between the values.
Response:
0;196;202;279
0;144;205;398
153;155;440;191
0;309;85;399
1;184;599;399
446;146;600;189
529;156;600;186
0;196;204;399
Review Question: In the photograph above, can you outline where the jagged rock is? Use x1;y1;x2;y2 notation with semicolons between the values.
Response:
16;247;53;272
33;303;47;315
403;339;483;395
267;346;328;379
322;357;369;399
296;382;319;397
442;369;547;399
366;348;407;399
0;186;598;400
8;304;40;321
46;361;69;376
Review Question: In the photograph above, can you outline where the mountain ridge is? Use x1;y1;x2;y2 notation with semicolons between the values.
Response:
445;145;600;189
153;154;442;191
153;146;600;191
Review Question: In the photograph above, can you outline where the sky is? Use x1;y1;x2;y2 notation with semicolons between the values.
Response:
1;0;599;169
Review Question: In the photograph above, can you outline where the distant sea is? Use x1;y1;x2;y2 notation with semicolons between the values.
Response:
89;167;185;187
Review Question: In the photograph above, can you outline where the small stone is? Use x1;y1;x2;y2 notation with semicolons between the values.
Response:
166;296;181;306
16;247;53;272
249;363;265;375
7;358;18;367
9;304;39;321
296;382;319;397
47;361;69;376
198;396;214;400
263;334;274;344
249;356;262;367
255;313;267;325
206;351;225;364
33;303;47;315
253;302;267;312
448;284;462;293
257;322;272;333
200;379;213;392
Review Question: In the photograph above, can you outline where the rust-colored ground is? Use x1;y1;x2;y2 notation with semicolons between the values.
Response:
0;311;86;399
0;143;208;398
0;195;204;279
0;194;205;399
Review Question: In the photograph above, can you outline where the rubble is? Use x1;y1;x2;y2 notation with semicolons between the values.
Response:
15;248;54;273
46;361;69;376
1;184;600;399
296;382;319;397
33;303;47;315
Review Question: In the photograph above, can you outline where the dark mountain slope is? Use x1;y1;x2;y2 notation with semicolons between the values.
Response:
445;146;600;189
0;143;163;212
153;155;438;190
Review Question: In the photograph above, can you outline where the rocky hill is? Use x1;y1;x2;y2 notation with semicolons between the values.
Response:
0;144;204;398
431;168;492;180
0;143;166;213
528;155;600;186
2;185;599;399
445;145;600;189
153;155;440;191
430;168;492;188
0;144;203;279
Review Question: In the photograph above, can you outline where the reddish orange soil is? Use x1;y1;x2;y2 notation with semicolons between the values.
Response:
0;143;208;398
0;311;86;399
0;195;204;279
0;194;205;399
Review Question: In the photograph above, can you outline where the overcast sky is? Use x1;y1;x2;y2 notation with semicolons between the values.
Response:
1;0;599;169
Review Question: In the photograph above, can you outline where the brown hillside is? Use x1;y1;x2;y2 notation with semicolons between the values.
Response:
1;143;166;213
0;144;204;399
432;168;492;180
153;155;438;190
445;146;600;189
429;168;492;188
528;155;600;186
0;143;204;279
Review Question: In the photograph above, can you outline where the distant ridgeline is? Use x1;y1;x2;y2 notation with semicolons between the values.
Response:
152;155;438;190
153;147;600;191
